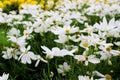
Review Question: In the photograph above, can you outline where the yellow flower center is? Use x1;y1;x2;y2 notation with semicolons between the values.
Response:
85;56;88;60
82;42;89;47
12;43;19;48
105;74;112;79
77;60;82;64
11;50;15;54
24;31;28;35
98;40;102;43
24;50;28;54
75;34;79;38
85;29;89;33
106;46;111;51
65;29;70;33
36;13;40;17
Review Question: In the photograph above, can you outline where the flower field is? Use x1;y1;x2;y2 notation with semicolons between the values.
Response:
0;0;120;80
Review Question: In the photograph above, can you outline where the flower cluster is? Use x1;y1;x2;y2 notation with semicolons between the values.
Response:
0;0;120;80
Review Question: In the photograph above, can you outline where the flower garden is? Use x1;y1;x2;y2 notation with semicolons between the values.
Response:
0;0;120;80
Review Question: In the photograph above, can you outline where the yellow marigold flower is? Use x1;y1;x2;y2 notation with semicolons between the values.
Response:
25;0;32;4
0;1;4;8
18;4;23;10
17;0;25;4
3;0;11;6
25;0;38;4
39;1;45;8
25;0;30;3
45;4;51;10
10;0;17;4
30;1;38;4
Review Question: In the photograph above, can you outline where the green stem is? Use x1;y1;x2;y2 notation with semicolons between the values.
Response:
47;61;51;80
70;57;75;79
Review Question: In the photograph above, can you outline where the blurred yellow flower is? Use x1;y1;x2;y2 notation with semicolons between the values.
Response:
25;0;38;4
3;0;11;6
0;1;4;8
39;1;45;8
30;1;38;4
10;0;17;4
17;0;25;4
45;4;51;10
18;4;23;10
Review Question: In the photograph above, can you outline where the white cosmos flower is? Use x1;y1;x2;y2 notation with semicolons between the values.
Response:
57;62;71;76
93;17;119;37
2;47;20;60
54;34;68;44
8;36;27;48
96;44;120;61
35;55;47;67
41;46;76;59
97;51;111;60
51;25;79;35
7;28;20;37
0;8;2;12
55;0;76;11
21;21;33;27
19;46;37;64
114;41;120;46
93;71;112;80
0;73;9;80
0;14;5;23
94;17;117;31
99;45;120;57
79;35;99;50
69;34;81;42
80;25;95;34
74;51;100;66
6;14;23;23
23;27;33;39
19;4;40;17
84;0;120;16
79;40;91;50
78;75;94;80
